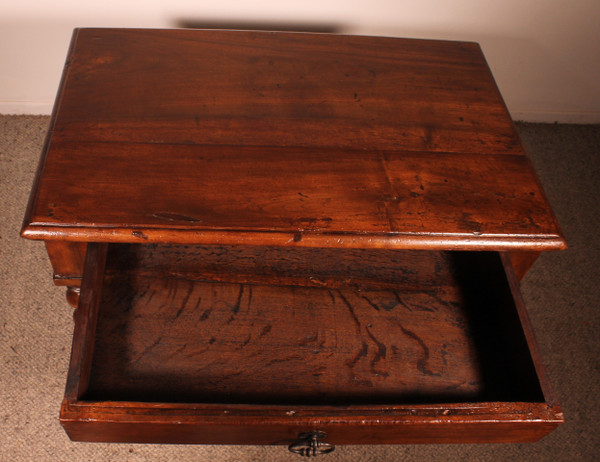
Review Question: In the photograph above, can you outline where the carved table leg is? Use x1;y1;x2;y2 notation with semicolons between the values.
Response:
66;286;81;308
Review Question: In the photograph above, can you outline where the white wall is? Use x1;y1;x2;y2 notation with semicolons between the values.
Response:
1;0;599;122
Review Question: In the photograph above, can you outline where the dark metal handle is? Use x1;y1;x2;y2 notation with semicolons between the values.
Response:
288;431;335;457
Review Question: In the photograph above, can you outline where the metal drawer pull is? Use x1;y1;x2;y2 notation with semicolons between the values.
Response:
288;431;335;457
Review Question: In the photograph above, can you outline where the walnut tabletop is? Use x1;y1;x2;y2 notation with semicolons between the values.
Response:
22;28;565;251
21;29;565;449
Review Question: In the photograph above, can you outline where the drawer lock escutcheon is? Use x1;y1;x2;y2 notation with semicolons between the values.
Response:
288;431;335;457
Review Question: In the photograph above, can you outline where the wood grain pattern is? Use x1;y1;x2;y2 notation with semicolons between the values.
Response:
105;244;454;290
60;243;562;444
21;29;566;251
25;143;565;250
60;400;562;445
21;29;565;447
64;243;107;400
45;241;86;285
52;29;520;154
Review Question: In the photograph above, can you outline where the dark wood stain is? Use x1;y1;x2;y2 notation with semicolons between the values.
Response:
21;28;565;252
20;29;566;446
58;243;563;444
79;244;544;406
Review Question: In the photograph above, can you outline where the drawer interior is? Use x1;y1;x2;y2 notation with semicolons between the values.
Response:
79;244;543;406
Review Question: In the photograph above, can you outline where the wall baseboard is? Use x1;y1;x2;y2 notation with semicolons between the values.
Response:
0;101;54;115
1;102;598;124
510;110;600;124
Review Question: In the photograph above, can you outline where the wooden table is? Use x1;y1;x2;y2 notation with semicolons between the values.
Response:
22;28;565;455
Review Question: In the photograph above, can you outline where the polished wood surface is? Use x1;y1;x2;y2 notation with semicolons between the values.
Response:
65;286;81;308
22;29;565;448
60;401;561;445
60;243;562;444
51;30;521;154
45;241;86;286
22;28;565;251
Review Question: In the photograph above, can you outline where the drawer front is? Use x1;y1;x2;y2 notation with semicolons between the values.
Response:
61;243;562;445
60;401;561;445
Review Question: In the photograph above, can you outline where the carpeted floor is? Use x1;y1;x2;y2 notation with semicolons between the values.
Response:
1;115;598;461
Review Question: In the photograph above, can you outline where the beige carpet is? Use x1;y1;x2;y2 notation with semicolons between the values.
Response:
1;115;598;461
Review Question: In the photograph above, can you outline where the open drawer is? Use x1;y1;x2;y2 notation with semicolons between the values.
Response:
61;242;563;446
